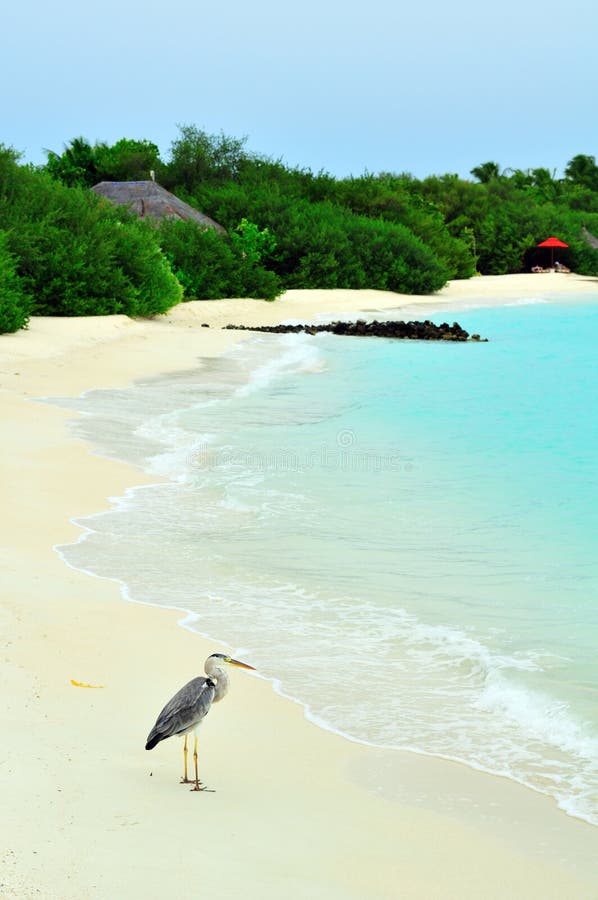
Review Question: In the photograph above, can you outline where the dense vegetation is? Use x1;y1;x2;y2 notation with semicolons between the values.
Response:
2;126;598;334
0;146;182;332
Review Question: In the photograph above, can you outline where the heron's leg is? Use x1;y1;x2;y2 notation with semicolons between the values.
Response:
191;734;203;791
180;734;190;784
180;734;200;784
189;735;213;792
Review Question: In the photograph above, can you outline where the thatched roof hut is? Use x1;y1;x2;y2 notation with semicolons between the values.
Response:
91;180;225;233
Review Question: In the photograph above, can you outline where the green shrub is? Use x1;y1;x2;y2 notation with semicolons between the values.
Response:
0;231;30;333
0;148;182;316
239;197;448;293
158;219;281;301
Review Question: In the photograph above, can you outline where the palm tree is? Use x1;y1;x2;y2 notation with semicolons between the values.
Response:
564;154;598;191
470;161;501;184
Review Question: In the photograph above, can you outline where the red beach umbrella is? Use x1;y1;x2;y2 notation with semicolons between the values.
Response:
537;236;569;267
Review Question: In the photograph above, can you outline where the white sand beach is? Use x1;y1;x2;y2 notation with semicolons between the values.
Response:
2;273;598;899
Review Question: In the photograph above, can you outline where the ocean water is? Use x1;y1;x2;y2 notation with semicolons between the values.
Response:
50;296;598;825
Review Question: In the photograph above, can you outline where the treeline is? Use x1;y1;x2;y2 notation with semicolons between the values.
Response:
163;132;598;281
2;127;598;334
417;159;598;275
40;128;598;280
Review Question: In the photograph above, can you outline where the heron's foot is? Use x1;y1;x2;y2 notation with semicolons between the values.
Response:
180;776;200;785
190;783;215;792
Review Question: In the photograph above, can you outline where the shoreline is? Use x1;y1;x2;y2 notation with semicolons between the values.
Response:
2;275;598;898
46;309;596;829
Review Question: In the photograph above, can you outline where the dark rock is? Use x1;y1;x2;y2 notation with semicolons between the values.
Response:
222;320;485;341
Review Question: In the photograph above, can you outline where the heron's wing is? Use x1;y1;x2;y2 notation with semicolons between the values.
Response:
145;676;215;748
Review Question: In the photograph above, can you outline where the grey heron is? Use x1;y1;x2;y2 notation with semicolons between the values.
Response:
145;653;255;791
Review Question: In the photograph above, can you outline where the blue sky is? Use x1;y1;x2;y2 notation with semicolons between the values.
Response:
4;0;597;179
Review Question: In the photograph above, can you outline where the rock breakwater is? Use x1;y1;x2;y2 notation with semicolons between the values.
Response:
223;320;486;341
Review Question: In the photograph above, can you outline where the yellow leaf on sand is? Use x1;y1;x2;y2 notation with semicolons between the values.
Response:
70;679;105;689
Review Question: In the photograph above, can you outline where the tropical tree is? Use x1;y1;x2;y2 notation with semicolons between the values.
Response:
564;154;598;191
45;137;163;186
95;138;162;182
45;137;100;187
470;161;501;184
164;125;249;191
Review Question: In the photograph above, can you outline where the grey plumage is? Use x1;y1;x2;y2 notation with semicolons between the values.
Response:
145;652;255;790
145;676;216;750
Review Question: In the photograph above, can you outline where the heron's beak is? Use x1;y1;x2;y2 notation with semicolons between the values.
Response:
227;657;256;671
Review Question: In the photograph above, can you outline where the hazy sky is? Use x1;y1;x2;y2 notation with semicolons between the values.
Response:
4;0;597;179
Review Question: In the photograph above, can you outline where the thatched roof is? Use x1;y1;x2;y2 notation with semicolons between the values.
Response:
91;180;225;233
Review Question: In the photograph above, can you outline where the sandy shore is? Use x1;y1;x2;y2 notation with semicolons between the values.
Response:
2;274;598;899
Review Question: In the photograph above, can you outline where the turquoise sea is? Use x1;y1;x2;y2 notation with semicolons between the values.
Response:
52;295;598;825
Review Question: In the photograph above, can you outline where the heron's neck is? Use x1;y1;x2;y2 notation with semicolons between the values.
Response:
205;663;229;702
